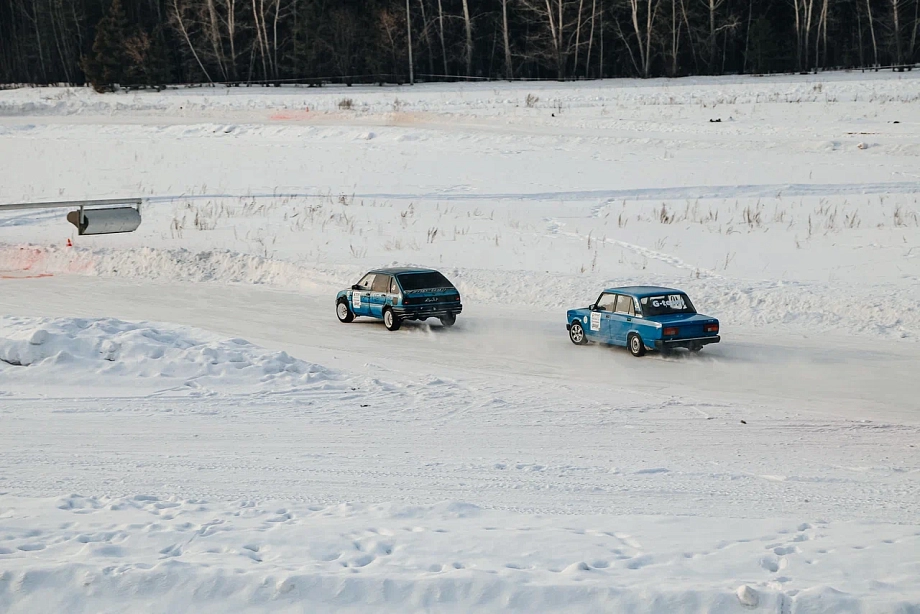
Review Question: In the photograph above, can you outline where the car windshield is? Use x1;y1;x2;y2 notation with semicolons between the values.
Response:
640;294;696;316
397;272;454;291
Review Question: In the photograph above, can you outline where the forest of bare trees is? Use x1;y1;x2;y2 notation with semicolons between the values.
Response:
2;0;919;90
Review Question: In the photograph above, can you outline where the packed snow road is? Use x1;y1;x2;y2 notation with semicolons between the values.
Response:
1;274;917;523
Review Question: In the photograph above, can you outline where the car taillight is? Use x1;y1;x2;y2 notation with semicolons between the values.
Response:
705;323;719;333
663;327;678;336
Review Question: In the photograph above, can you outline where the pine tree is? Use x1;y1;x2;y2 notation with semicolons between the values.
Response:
82;0;131;92
124;27;174;89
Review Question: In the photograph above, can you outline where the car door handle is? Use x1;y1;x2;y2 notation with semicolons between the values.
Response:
626;317;632;321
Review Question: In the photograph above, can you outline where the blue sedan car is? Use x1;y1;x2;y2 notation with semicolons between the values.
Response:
566;286;720;356
336;268;463;331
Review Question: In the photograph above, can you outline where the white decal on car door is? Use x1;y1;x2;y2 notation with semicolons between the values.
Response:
352;292;362;309
590;312;601;332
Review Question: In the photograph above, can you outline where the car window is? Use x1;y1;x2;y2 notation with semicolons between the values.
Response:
595;293;617;311
372;274;391;293
640;294;696;316
396;272;454;291
615;295;635;316
356;273;375;289
389;277;400;294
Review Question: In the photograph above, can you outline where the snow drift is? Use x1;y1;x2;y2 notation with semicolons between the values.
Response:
0;316;341;396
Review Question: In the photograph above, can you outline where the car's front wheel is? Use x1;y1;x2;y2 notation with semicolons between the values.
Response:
628;333;646;357
383;308;401;331
569;321;588;345
336;299;354;323
439;313;456;327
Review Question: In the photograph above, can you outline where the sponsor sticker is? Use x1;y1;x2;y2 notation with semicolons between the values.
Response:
352;292;362;309
650;295;686;310
590;312;601;332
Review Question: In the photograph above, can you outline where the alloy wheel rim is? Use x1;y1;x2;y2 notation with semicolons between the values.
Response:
385;311;392;326
337;303;348;319
572;325;583;342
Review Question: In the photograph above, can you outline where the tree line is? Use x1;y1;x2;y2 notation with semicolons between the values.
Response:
2;0;918;91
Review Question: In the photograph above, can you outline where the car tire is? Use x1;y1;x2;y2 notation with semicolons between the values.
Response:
569;321;588;345
439;313;456;327
628;333;646;357
383;308;401;331
336;299;354;323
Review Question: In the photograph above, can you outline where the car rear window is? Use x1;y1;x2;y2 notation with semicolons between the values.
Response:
397;272;454;291
640;294;696;316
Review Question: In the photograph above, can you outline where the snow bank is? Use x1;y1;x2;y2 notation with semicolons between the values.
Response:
3;244;918;341
0;316;341;396
1;71;918;118
1;495;917;614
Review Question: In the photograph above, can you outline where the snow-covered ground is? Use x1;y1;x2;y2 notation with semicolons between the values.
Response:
1;72;919;612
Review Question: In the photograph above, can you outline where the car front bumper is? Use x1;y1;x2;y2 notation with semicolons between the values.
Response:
392;304;463;320
654;335;720;350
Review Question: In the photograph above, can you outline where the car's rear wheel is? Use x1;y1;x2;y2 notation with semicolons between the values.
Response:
383;308;401;331
439;313;456;327
336;299;354;323
569;321;588;345
628;333;646;357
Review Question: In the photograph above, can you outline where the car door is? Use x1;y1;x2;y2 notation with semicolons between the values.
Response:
368;274;391;319
589;292;619;342
608;294;637;346
351;273;375;317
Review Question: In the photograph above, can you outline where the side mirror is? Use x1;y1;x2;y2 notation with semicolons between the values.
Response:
589;304;598;311
352;284;362;290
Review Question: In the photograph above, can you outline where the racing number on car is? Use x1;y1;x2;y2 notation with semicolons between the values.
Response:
352;292;362;309
590;311;601;332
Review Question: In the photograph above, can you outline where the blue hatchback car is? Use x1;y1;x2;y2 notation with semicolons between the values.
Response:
566;286;720;356
336;268;463;331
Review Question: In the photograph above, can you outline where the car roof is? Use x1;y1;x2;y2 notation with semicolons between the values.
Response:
602;285;684;298
369;267;439;275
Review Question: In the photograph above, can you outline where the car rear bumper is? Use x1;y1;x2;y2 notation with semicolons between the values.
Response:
392;304;463;320
655;335;720;350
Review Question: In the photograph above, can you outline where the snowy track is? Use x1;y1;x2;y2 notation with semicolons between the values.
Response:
2;74;920;611
1;275;918;520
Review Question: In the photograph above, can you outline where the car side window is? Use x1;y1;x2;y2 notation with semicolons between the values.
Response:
615;295;635;316
372;274;391;293
389;277;400;294
596;293;617;311
356;274;375;289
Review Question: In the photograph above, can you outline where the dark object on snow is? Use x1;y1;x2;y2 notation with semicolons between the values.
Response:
709;118;722;123
740;420;747;424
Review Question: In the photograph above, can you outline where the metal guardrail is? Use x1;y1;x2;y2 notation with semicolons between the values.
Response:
0;198;144;235
0;198;142;212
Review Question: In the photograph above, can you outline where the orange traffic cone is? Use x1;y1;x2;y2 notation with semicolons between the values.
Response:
66;238;72;247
